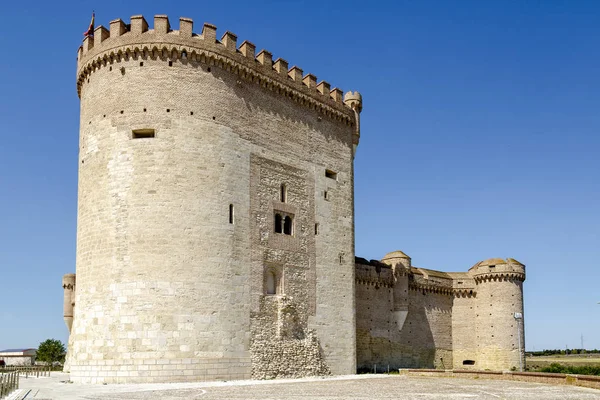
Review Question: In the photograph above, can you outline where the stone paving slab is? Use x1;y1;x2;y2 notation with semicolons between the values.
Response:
15;372;600;399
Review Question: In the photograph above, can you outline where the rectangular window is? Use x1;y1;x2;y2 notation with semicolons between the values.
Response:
132;129;155;139
325;169;337;180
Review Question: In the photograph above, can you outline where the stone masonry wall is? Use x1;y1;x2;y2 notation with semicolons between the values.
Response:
71;17;357;383
451;293;478;369
250;296;330;379
357;257;525;373
356;262;453;371
474;278;525;371
248;156;331;378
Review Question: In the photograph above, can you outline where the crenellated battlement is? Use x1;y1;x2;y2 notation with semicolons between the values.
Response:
355;257;394;287
76;15;361;123
469;258;526;283
357;251;526;298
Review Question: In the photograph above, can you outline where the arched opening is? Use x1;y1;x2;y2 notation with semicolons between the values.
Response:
280;183;287;203
274;214;282;233
266;271;276;295
283;216;293;235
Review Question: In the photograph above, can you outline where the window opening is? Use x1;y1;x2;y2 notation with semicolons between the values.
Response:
132;129;155;139
274;214;283;233
463;360;476;366
280;183;287;203
266;271;276;295
325;169;337;180
315;223;319;235
283;216;293;235
229;204;234;224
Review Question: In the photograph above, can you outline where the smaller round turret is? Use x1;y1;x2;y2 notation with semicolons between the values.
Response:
469;258;525;283
470;258;525;371
344;91;362;113
381;251;411;330
381;250;411;270
62;273;76;332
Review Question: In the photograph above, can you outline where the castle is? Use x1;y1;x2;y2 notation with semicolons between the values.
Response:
62;15;526;383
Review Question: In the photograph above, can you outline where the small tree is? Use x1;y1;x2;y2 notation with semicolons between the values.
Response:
36;339;66;364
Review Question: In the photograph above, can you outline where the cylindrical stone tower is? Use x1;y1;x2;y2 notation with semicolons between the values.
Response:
381;251;411;329
471;258;526;371
70;15;361;383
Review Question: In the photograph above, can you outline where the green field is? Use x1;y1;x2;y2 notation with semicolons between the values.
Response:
527;355;600;375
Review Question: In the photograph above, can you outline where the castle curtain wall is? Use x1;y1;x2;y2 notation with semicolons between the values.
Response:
356;257;525;372
355;261;453;370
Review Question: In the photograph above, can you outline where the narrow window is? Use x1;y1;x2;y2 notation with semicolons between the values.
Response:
229;204;234;224
266;271;276;295
324;191;329;200
315;223;319;235
325;169;337;180
463;360;475;366
274;214;282;233
280;183;287;203
283;216;293;235
132;129;155;139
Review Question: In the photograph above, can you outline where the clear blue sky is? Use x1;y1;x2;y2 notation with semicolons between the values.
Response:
1;0;598;352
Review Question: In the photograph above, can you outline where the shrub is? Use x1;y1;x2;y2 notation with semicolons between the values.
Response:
540;363;600;376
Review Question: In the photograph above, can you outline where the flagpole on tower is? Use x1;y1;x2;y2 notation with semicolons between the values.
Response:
83;11;95;38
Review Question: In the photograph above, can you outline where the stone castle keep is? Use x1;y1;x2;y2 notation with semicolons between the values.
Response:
62;14;526;383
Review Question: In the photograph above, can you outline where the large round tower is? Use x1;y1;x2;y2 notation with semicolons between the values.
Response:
70;15;361;383
471;258;526;371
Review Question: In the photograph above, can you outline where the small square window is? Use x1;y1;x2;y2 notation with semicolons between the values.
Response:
132;129;155;139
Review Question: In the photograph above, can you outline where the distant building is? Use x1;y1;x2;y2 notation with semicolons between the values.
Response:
0;349;36;366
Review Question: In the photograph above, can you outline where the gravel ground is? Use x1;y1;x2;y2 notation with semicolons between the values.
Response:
12;372;600;400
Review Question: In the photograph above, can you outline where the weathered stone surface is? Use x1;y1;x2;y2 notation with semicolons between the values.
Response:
67;14;360;384
356;254;526;372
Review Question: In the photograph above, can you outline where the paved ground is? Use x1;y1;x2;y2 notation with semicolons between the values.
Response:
9;372;600;400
